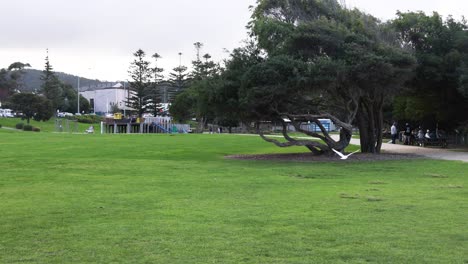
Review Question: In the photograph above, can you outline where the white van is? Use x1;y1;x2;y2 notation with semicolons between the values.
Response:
1;109;14;118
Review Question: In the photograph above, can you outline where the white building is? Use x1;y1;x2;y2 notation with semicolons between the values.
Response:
80;83;130;114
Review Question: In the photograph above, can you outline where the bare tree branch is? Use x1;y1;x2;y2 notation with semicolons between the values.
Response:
256;122;329;151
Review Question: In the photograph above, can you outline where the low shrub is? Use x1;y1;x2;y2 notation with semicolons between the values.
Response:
77;115;104;124
65;115;103;124
16;123;24;129
0;124;2;128
32;127;41;132
23;124;33;131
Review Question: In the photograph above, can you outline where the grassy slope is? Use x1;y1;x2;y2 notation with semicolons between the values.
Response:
0;131;467;263
0;117;92;133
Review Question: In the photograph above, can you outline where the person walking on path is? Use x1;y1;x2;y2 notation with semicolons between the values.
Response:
404;123;412;145
391;122;398;144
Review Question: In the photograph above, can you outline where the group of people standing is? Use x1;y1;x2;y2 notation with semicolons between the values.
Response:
390;122;439;145
390;122;413;144
208;127;223;134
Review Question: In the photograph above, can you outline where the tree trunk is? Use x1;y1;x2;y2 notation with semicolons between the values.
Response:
197;116;206;133
374;102;384;153
357;107;370;152
357;98;384;154
256;114;354;156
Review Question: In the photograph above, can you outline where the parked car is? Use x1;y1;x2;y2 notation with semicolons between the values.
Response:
57;112;73;117
0;109;14;117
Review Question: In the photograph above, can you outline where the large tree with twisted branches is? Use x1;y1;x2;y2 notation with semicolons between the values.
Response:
239;0;414;154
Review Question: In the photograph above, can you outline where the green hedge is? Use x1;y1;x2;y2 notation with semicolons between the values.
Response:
23;124;33;131
65;115;103;124
16;123;24;129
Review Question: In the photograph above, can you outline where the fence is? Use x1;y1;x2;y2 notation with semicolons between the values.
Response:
55;119;78;133
447;132;468;145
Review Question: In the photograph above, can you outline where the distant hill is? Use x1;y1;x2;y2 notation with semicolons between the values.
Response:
21;69;110;92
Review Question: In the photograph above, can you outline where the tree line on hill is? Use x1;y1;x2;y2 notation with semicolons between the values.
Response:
0;51;91;123
21;69;105;92
0;66;106;94
168;0;468;154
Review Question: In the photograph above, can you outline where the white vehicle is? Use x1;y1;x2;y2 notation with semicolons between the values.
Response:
0;109;14;118
57;112;74;117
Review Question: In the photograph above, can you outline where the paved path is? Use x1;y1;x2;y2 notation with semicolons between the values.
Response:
349;137;468;163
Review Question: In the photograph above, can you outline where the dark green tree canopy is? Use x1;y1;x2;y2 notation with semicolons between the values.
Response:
0;62;31;101
239;55;311;121
127;49;155;117
392;11;468;128
10;93;54;124
246;0;415;153
40;52;63;109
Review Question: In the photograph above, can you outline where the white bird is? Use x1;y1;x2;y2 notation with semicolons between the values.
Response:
332;148;359;160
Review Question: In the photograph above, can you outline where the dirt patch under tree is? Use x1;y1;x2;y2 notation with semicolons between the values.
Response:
226;152;423;162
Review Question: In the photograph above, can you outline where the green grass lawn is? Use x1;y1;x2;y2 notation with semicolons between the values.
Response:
0;117;93;133
0;130;467;263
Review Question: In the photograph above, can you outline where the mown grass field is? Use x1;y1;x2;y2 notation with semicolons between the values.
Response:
0;128;467;263
0;117;93;132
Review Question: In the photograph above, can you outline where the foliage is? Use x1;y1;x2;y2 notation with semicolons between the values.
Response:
0;62;31;101
0;68;10;101
146;52;165;115
40;51;63;109
6;62;31;92
127;49;155;117
0;133;466;263
170;43;222;131
2;59;91;114
151;53;164;84
16;69;107;92
167;65;189;102
170;90;195;122
64;114;103;124
109;102;121;114
15;123;24;129
239;55;311;121
239;0;415;153
211;43;264;131
60;83;90;114
391;12;468;129
9;93;54;124
75;115;103;124
23;124;33;131
190;42;219;81
32;127;40;132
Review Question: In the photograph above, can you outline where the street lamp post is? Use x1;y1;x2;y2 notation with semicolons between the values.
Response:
77;76;80;114
123;81;126;117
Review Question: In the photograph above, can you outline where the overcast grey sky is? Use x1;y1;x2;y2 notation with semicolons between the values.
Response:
0;0;467;81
